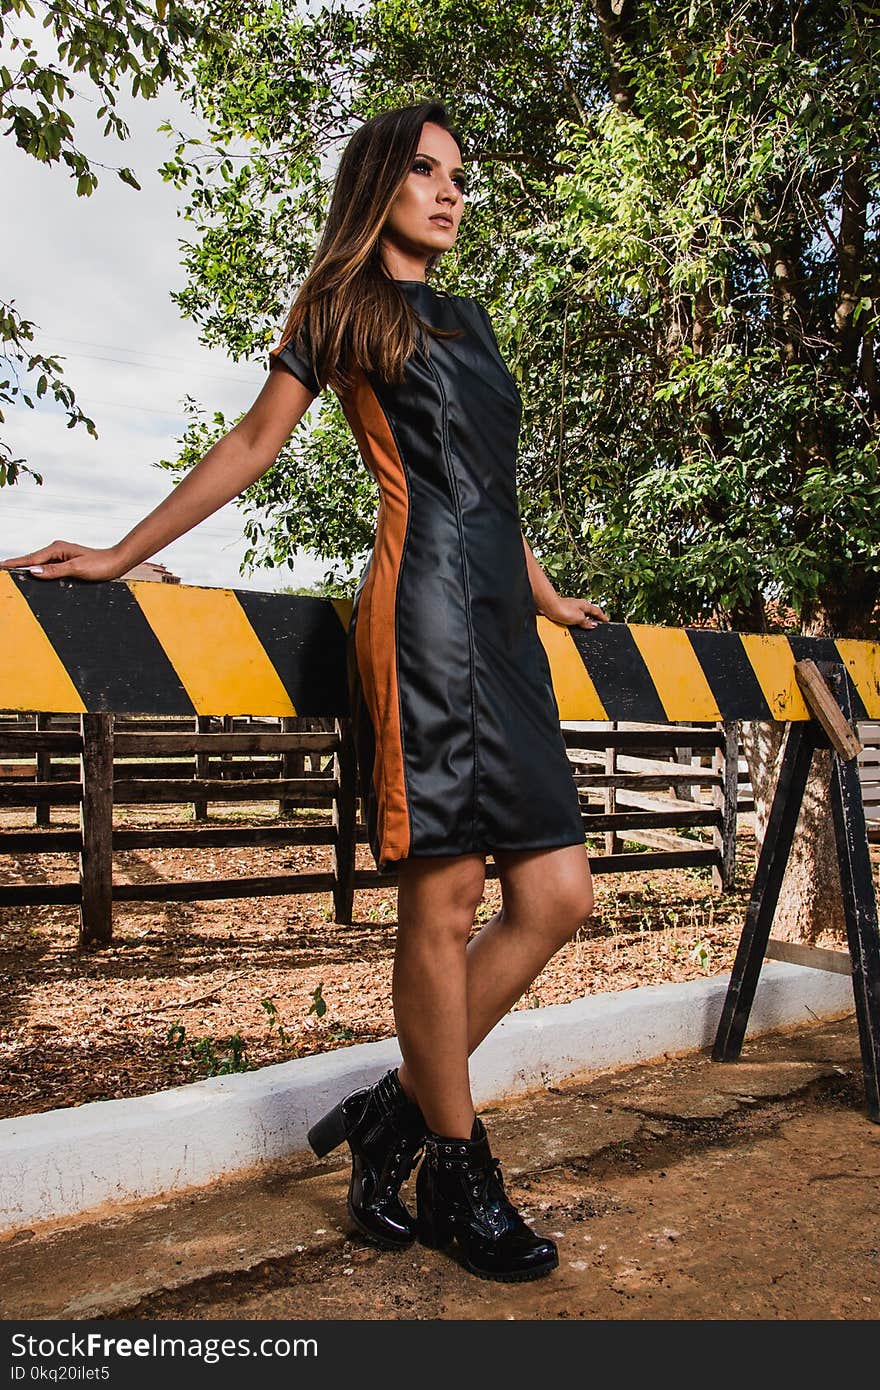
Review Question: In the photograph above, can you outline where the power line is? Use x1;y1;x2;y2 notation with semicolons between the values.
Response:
52;348;264;389
63;397;191;419
22;394;243;420
2;497;248;527
1;491;250;526
1;505;247;529
47;332;268;380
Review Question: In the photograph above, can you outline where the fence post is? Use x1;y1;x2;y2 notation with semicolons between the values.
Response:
673;736;695;803
34;711;51;827
280;715;301;815
79;712;114;946
332;715;357;924
712;719;740;891
604;720;621;856
193;714;211;819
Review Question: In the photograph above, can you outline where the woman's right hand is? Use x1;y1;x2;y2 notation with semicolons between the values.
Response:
0;540;127;582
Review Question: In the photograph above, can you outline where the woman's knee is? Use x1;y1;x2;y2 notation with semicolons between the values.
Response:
397;853;486;942
536;865;594;946
548;871;594;938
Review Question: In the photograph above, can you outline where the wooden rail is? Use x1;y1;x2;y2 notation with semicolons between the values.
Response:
0;710;743;944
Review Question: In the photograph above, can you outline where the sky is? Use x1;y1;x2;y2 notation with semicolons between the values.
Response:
0;19;327;594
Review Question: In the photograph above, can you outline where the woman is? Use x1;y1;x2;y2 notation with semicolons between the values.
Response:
1;100;608;1284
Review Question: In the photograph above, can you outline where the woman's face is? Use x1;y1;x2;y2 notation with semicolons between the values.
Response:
381;121;466;277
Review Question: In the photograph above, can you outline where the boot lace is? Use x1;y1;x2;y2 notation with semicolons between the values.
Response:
473;1157;508;1208
383;1133;426;1196
469;1156;528;1232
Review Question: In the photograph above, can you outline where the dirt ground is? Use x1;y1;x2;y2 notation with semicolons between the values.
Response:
0;800;775;1120
3;801;879;1323
2;802;877;1122
1;1016;876;1321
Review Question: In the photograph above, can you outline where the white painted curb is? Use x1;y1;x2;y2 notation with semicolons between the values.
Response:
0;961;854;1234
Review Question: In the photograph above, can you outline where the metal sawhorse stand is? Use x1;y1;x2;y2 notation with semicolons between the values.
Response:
713;658;880;1122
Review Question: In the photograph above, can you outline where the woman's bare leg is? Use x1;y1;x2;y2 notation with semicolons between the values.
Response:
463;843;594;1044
396;844;593;1113
392;852;486;1139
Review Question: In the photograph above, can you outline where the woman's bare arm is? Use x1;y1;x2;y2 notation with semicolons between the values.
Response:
521;531;609;629
0;367;316;581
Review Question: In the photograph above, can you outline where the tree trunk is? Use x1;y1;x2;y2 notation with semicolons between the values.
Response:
740;719;845;945
591;0;641;113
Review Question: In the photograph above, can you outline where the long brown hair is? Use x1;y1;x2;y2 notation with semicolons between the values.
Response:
269;101;467;396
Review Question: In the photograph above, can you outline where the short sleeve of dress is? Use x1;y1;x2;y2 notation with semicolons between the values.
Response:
469;299;508;364
268;310;321;396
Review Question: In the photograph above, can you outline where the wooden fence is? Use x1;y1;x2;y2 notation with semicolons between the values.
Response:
858;722;880;829
3;574;879;946
0;709;743;945
3;710;878;948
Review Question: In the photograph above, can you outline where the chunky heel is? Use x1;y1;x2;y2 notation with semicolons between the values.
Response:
306;1069;428;1248
415;1203;448;1250
307;1100;349;1157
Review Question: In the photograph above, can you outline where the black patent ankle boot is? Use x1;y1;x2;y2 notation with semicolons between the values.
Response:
307;1067;428;1249
415;1115;559;1281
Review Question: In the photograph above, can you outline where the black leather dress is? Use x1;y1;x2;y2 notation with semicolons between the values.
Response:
269;280;585;874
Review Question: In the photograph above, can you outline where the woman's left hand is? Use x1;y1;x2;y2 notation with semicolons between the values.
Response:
544;597;610;629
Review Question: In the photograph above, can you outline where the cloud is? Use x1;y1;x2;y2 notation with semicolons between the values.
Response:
0;28;324;594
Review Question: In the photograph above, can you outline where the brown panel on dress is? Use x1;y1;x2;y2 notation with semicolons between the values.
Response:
340;371;411;862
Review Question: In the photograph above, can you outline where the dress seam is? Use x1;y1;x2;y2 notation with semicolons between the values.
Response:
423;351;480;848
378;400;416;856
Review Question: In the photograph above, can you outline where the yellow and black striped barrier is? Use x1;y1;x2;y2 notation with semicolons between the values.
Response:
1;571;350;717
5;568;880;1118
542;618;880;723
2;569;879;720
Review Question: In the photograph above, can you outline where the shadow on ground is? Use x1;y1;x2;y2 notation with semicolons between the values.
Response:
1;1015;878;1321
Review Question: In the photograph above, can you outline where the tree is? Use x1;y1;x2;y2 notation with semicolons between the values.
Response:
155;0;608;583
0;0;225;485
551;0;880;941
154;0;880;941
